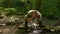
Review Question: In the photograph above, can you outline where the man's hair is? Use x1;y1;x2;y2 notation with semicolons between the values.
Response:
27;10;42;17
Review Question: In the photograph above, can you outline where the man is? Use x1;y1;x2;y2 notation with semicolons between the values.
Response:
24;10;43;28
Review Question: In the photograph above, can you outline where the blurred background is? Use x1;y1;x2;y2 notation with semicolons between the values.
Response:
0;0;60;34
0;0;59;16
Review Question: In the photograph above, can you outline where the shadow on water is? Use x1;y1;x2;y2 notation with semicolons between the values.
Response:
15;27;28;34
15;23;43;34
15;26;60;34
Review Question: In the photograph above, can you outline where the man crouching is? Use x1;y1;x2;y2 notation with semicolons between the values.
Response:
24;10;43;29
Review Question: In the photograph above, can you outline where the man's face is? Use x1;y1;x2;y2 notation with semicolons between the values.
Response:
32;11;38;18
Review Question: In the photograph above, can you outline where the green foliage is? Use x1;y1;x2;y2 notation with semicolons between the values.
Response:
3;8;16;11
0;0;59;16
41;0;59;16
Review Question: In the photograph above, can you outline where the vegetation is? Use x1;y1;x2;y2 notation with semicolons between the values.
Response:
0;0;59;16
0;0;60;34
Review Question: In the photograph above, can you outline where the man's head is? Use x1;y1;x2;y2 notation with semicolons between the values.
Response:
27;10;41;19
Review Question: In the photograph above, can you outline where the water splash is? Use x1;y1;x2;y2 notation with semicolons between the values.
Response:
29;23;42;34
